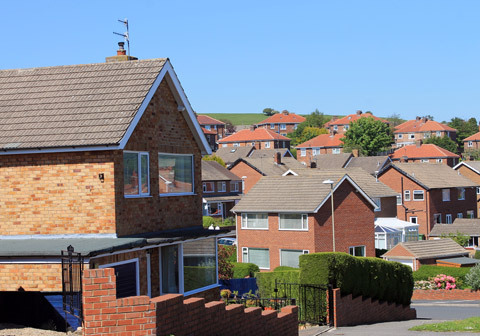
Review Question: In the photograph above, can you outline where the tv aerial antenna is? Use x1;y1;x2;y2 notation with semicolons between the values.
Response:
114;18;130;56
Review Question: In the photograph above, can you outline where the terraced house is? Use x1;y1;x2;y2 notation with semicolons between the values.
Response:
0;47;227;327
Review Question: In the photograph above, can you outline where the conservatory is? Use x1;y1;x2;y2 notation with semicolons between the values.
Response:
375;217;420;250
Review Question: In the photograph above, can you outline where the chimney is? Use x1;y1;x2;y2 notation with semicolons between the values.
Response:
282;110;289;115
356;110;362;115
422;117;428;123
352;149;359;157
310;161;317;168
416;116;421;121
275;152;282;164
250;125;256;132
400;156;408;163
106;42;138;62
416;139;423;148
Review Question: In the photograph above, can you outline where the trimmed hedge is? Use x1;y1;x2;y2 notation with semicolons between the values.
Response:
256;270;301;298
274;266;299;272
232;262;259;278
299;252;413;305
413;265;471;288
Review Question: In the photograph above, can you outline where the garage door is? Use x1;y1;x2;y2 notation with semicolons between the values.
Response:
390;258;414;269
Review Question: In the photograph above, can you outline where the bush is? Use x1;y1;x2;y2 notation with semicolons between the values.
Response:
274;266;298;272
203;216;235;228
413;265;471;289
475;250;480;260
465;265;480;291
256;270;301;298
232;262;259;278
431;274;457;290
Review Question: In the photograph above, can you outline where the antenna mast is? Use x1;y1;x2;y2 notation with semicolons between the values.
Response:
113;19;130;56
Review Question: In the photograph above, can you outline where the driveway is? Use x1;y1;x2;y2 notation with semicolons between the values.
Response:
300;300;480;336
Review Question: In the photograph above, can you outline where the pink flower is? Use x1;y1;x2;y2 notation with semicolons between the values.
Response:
437;283;442;288
452;284;456;289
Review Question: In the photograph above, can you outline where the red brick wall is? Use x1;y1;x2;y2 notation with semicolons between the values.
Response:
412;289;480;300
391;158;457;167
259;123;299;135
329;288;416;327
82;268;299;336
0;263;67;291
376;196;397;218
296;147;343;165
456;165;480;217
230;161;264;194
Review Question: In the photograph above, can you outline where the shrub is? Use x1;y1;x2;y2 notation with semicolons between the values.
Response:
414;280;436;290
256;270;301;298
432;274;456;290
465;265;480;291
413;265;471;289
274;266;298;272
218;245;234;280
203;216;216;227
232;262;259;278
475;250;480;260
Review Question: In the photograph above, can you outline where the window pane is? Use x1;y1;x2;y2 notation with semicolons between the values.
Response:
124;153;139;195
140;154;149;194
279;214;306;230
413;191;424;200
159;154;193;194
161;245;179;293
183;238;217;292
248;248;269;269
280;250;303;268
244;213;268;229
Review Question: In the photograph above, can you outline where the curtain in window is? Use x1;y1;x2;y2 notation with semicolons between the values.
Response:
279;214;305;229
248;248;269;269
280;250;302;268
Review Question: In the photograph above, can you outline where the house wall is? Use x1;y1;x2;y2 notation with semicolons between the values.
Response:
427;187;477;229
391;157;457;167
258;123;299;135
0;263;68;291
375;196;397;218
464;140;480;151
456;165;480;217
221;140;290;150
0;151;116;235
296;147;343;165
394;131;456;147
229;162;263;194
114;79;203;236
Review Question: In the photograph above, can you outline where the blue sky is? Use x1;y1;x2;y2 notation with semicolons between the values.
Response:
2;1;480;121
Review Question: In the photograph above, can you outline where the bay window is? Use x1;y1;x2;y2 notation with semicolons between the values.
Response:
158;153;193;195
124;151;150;196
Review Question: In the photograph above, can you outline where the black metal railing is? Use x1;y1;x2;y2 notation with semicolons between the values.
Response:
61;245;84;329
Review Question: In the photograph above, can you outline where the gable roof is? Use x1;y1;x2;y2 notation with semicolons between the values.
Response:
309;153;352;169
383;238;467;259
345;156;391;175
248;148;293;158
218;128;291;143
463;131;480;142
230;156;305;176
214;146;254;165
391;144;459;160
325;112;388;127
453;161;480;175
394;118;456;133
197;115;226;126
232;174;376;213
296;133;343;149
202;160;241;181
430;218;480;237
0;59;211;155
256;112;306;125
380;163;478;189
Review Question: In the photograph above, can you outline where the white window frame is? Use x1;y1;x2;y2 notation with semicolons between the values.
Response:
469;141;473;148
124;151;150;198
408;134;415;139
280;124;287;130
446;214;452;224
442;189;450;202
99;258;140;297
404;190;411;201
413;190;424;201
222;144;227;148
242;247;270;270
270;124;275;129
205;125;211;130
436;159;443;163
332;148;341;154
398;134;403;139
241;213;269;230
217;181;226;192
436;131;442;137
312;148;319;156
333;125;338;131
300;149;306;157
467;210;475;219
233;143;240;147
203;182;215;193
231;182;239;192
396;195;402;205
278;214;308;231
458;188;465;200
279;249;309;268
349;245;366;257
344;125;349;130
265;142;271;149
421;159;429;163
477;187;480;195
423;133;430;139
457;213;463;218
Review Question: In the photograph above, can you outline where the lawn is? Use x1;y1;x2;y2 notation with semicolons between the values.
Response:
410;317;480;332
200;113;270;125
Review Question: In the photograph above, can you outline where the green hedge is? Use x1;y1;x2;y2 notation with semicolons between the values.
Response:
299;252;413;305
413;265;471;288
256;270;301;298
232;262;259;278
274;266;299;272
475;250;480;260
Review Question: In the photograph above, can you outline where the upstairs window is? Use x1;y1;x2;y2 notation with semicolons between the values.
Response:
205;125;211;130
413;190;424;201
332;148;341;154
333;125;338;131
477;187;480;195
458;188;465;200
279;214;308;230
408;134;415;139
436;159;443;163
233;143;240;147
442;189;450;202
280;124;287;130
270;124;275;129
344;125;349;130
436;131;442;137
423;133;430;139
398;134;403;139
241;213;268;229
217;182;226;192
404;190;411;201
203;182;214;193
124;152;150;196
373;198;381;211
312;148;319;156
265;142;271;149
159;153;193;196
300;149;306;157
231;182;239;192
469;141;473;148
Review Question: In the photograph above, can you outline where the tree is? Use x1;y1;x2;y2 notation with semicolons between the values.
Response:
262;107;279;116
297;127;328;145
448;117;478;151
219;119;236;134
287;109;327;146
202;155;226;167
341;117;393;156
386;113;404;128
440;231;470;247
423;135;458;153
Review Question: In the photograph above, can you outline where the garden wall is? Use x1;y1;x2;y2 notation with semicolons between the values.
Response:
412;289;480;300
329;288;416;328
82;268;299;336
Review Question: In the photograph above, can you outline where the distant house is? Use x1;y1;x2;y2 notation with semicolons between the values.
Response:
218;128;291;150
202;127;218;151
214;146;255;167
307;153;353;170
229;155;305;193
378;163;479;237
382;239;469;270
463;128;480;152
295;134;344;165
202;160;242;219
394;117;457;148
256;110;306;136
197;115;226;142
429;218;480;249
345;156;392;176
324;110;388;135
232;174;378;270
390;143;460;167
453;161;480;217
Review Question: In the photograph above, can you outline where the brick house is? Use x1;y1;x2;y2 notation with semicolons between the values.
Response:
378;163;478;237
463;127;480;152
0;49;228;324
202;160;242;219
324;110;388;135
201;126;218;151
218;127;291;150
390;142;460;167
229;154;305;193
232;174;377;270
429;218;480;249
197;115;226;151
295;133;344;165
256;110;306;136
453;161;480;217
394;117;457;148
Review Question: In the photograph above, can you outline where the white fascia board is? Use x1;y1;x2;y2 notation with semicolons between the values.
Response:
453;161;480;175
313;174;378;213
282;169;298;176
0;145;120;156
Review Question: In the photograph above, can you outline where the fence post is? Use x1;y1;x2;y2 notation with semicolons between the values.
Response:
327;284;334;327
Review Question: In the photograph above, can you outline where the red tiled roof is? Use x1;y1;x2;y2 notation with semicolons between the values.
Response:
394;119;456;133
197;115;226;125
325;112;388;127
201;127;216;135
295;133;343;148
218;128;291;143
257;112;306;125
391;144;459;159
464;132;480;141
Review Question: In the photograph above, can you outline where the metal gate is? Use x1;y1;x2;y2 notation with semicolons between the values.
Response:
61;245;84;328
274;280;334;326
